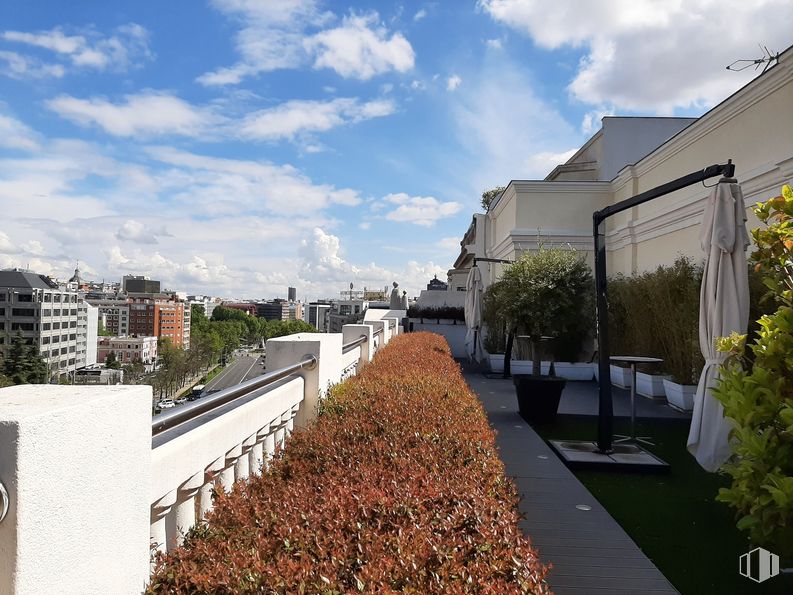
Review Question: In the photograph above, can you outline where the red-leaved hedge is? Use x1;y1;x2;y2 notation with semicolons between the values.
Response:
148;332;550;593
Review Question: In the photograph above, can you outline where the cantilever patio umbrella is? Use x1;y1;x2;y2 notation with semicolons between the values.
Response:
687;179;750;472
464;264;484;362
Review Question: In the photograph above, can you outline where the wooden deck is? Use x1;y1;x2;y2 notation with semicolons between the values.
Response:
463;369;679;594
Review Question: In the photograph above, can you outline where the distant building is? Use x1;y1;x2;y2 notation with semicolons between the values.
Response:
122;275;161;294
288;286;297;302
257;300;290;321
305;303;330;331
222;302;258;316
128;294;186;347
89;299;130;336
76;301;98;368
328;300;368;333
97;335;157;367
426;275;448;291
0;268;83;379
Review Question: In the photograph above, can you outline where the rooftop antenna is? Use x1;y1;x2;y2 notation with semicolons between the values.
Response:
726;44;779;75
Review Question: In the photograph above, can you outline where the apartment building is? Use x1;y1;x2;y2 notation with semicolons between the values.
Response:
0;269;94;378
90;299;130;336
128;295;186;348
97;335;157;366
257;300;290;321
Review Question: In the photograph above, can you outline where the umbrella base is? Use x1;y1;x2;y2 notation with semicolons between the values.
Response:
549;440;669;473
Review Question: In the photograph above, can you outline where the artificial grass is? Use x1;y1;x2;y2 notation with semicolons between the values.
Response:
533;415;791;595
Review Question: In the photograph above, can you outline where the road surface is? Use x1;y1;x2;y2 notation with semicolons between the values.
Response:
203;355;262;393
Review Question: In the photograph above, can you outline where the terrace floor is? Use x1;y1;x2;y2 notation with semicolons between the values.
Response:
463;367;681;594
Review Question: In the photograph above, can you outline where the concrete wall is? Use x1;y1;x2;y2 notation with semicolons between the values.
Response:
409;320;467;358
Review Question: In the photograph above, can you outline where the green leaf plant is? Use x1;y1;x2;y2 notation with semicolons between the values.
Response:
713;186;793;562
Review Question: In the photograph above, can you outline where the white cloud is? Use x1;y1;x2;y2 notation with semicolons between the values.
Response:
115;219;170;244
0;50;65;79
580;107;614;135
479;0;793;113
485;38;502;49
240;97;395;141
0;231;17;253
413;9;428;21
1;23;152;77
46;92;220;138
306;13;415;80
383;193;462;227
146;146;361;213
0;112;40;151
298;227;445;296
359;221;371;230
450;59;581;191
200;3;414;85
437;237;461;251
446;74;462;91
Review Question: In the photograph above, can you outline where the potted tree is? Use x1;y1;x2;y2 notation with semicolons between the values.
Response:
498;247;593;423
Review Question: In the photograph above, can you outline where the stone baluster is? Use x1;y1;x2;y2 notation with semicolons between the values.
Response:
264;418;278;464
273;414;288;452
150;490;177;555
198;457;224;520
172;472;205;548
250;422;271;476
235;434;257;482
220;444;242;492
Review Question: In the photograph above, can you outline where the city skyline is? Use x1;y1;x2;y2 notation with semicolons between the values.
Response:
0;1;790;299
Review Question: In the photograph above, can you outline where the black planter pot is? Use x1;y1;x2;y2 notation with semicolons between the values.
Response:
513;374;566;423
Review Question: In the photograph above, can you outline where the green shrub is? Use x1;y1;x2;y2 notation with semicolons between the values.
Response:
148;333;550;593
713;185;793;562
406;305;465;321
608;257;703;383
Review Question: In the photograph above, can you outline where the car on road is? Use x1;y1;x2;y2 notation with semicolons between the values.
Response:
156;399;176;411
175;397;187;405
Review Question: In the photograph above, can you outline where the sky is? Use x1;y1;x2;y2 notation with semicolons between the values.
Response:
0;1;790;300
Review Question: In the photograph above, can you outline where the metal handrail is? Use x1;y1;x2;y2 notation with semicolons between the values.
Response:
152;355;317;436
342;334;368;354
388;320;396;329
373;327;384;337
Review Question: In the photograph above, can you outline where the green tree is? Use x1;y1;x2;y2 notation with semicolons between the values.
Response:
97;320;113;337
3;332;48;384
481;186;506;211
105;350;121;370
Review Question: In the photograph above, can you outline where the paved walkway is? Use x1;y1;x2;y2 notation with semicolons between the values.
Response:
464;369;679;594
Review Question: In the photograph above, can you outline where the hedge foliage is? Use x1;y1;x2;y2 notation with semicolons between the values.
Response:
148;332;550;593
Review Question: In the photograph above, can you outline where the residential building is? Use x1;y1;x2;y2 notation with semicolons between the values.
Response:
122;275;161;294
75;301;98;368
187;295;220;319
0;268;81;379
328;299;368;333
289;301;302;321
97;335;158;367
89;299;130;336
257;300;290;321
128;295;186;348
450;45;793;292
305;303;330;331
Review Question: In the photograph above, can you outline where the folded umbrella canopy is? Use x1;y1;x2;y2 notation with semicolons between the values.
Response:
464;264;484;362
687;180;750;472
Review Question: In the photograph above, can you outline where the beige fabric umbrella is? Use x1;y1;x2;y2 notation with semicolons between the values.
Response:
464;265;484;362
687;180;750;472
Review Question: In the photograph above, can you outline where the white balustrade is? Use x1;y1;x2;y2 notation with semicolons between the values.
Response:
0;324;382;592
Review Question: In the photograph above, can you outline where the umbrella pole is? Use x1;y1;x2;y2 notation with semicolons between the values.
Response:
592;161;736;454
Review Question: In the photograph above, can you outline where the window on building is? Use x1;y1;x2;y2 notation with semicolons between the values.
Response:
60;347;68;355
69;334;76;340
69;346;75;353
54;295;61;303
17;294;33;302
52;335;59;343
43;294;50;302
53;309;60;316
70;321;76;328
11;322;34;331
0;294;5;302
42;336;50;344
53;322;60;330
12;308;35;317
0;308;4;316
61;334;68;342
42;323;50;330
42;309;50;316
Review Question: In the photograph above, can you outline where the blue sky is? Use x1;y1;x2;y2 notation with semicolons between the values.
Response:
0;1;789;299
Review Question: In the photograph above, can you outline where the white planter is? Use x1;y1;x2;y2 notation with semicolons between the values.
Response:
663;379;697;411
488;354;504;373
554;362;595;381
610;365;632;389
510;361;592;380
636;372;672;399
